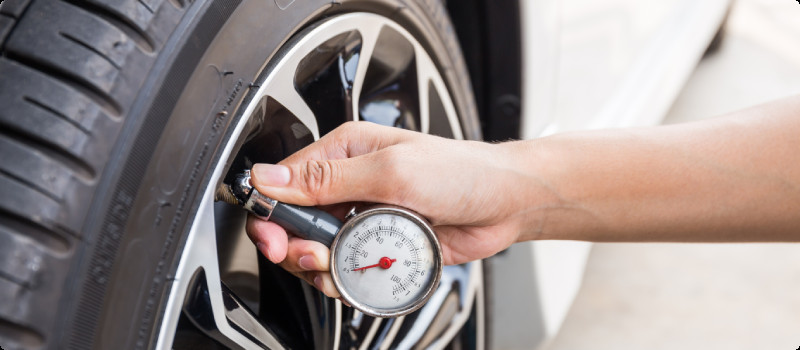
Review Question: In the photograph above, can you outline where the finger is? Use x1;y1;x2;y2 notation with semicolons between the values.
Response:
246;216;288;264
250;122;419;206
278;236;331;273
435;224;518;265
311;272;341;298
251;150;399;206
290;271;341;299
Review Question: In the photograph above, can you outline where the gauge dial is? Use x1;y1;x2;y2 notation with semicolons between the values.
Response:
330;207;442;318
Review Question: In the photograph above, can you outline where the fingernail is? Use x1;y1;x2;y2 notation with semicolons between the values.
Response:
313;275;324;290
298;255;316;271
252;164;290;186
256;242;274;262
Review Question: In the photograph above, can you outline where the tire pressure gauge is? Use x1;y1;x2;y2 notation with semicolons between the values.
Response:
331;206;442;317
217;171;443;318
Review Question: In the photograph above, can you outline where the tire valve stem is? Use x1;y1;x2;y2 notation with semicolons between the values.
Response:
214;183;240;206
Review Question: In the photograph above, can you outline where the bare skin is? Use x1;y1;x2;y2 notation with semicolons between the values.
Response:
246;95;800;298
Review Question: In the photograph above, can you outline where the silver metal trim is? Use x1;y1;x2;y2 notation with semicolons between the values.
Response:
234;170;278;220
378;315;406;350
357;315;383;350
344;206;358;221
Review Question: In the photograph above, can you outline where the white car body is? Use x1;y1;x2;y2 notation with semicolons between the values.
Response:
486;0;731;348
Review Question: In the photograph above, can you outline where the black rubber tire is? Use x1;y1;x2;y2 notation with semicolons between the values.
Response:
0;0;479;349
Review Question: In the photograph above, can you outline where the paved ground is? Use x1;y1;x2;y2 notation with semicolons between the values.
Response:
543;0;800;349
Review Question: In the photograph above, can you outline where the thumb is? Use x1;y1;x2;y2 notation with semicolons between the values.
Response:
250;152;396;206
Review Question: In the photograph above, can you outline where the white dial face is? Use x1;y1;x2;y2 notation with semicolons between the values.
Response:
333;212;438;313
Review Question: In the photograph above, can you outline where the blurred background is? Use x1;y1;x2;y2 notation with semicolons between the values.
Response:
543;0;800;349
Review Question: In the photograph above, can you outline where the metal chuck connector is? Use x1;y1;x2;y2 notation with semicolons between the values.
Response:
215;170;278;219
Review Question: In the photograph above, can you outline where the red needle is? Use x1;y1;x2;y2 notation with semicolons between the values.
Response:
353;257;396;271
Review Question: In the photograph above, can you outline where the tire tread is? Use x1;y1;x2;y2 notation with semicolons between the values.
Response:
61;0;158;52
0;0;185;347
0;210;72;253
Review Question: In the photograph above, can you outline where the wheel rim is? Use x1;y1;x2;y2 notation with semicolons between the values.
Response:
155;12;483;349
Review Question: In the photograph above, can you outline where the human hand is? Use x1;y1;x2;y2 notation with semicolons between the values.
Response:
245;122;544;297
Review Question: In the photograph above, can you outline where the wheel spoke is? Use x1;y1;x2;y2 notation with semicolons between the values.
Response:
376;315;406;350
429;73;464;140
415;51;433;135
182;268;284;349
351;26;381;121
414;47;464;140
394;263;482;349
261;69;321;141
350;310;383;350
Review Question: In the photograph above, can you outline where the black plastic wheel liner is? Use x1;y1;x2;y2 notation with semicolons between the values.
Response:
446;0;522;142
0;0;482;349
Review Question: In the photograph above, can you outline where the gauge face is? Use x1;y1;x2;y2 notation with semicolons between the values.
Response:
330;207;442;317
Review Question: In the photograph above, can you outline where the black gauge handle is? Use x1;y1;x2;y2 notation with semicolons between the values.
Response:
268;202;340;247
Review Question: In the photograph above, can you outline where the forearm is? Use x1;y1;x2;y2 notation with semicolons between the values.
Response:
514;95;800;242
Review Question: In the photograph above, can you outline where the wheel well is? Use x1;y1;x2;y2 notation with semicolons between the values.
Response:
446;0;522;141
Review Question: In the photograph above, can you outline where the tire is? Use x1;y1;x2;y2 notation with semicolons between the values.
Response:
0;0;482;349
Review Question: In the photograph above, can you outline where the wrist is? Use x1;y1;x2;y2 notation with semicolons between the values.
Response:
487;139;556;241
498;136;593;242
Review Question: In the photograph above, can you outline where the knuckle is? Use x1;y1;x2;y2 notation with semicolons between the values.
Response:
299;159;339;203
279;260;300;273
339;120;360;132
375;148;411;201
380;148;407;181
336;121;365;138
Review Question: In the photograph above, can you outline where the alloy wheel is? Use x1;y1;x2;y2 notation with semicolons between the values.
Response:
156;13;484;349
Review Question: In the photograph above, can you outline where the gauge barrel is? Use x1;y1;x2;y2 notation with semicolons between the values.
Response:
269;202;340;247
